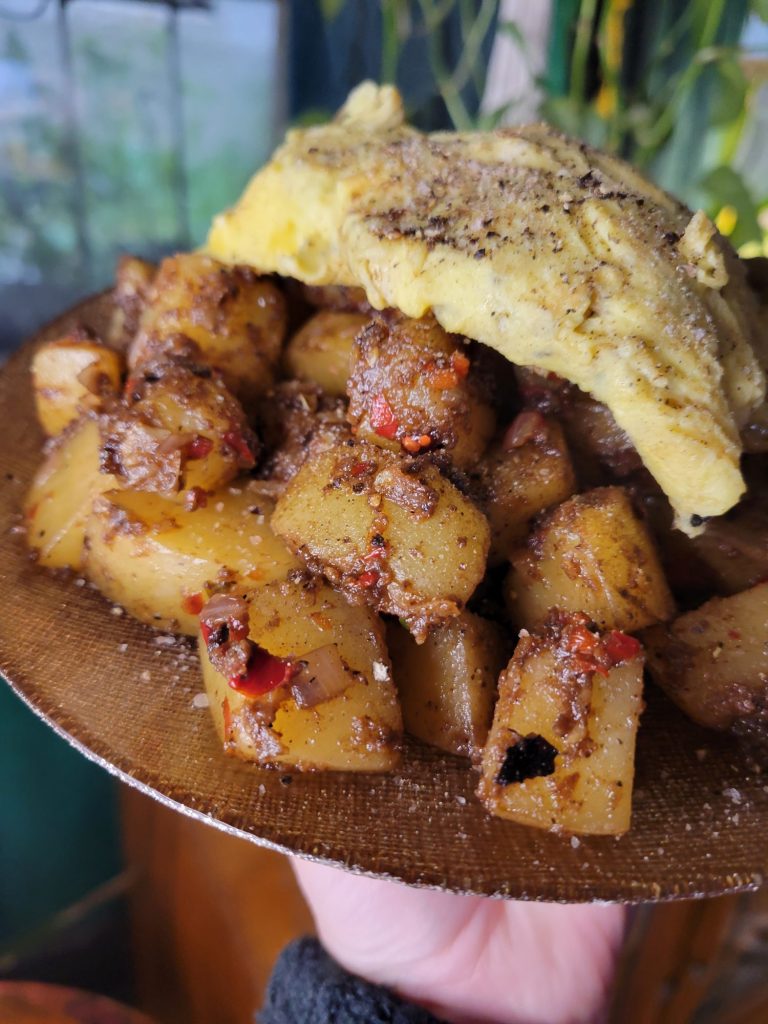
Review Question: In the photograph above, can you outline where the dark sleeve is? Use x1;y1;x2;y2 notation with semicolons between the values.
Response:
257;936;447;1024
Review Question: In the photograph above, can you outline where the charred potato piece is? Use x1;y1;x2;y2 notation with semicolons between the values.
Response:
84;483;298;634
347;314;495;468
32;332;123;437
102;364;256;496
25;416;117;571
643;583;768;740
284;310;369;395
258;380;352;485
478;612;644;835
388;612;507;758
271;441;490;640
128;253;287;404
478;412;577;564
199;578;402;770
506;487;675;633
109;255;156;349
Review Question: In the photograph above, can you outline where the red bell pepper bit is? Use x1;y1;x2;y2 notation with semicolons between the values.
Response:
603;630;642;665
184;434;214;460
369;394;399;439
223;430;255;466
355;569;380;588
230;646;296;697
182;592;204;616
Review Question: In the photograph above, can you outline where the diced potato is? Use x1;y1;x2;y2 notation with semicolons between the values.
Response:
271;442;490;640
478;413;577;563
347;314;495;468
506;487;675;633
284;310;369;395
109;255;156;349
478;613;645;835
32;333;123;437
129;252;286;405
258;381;352;485
388;612;507;758
199;578;402;770
643;583;768;739
515;368;641;479
24;416;117;570
102;364;256;496
84;483;299;633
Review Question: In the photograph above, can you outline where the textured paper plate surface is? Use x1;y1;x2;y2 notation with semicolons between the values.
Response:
1;295;766;903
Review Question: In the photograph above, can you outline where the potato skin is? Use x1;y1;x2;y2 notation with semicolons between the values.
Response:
478;612;644;835
388;612;507;758
347;314;495;468
129;252;287;405
199;577;402;771
643;582;768;739
32;332;123;437
284;310;369;395
506;486;675;633
271;441;490;640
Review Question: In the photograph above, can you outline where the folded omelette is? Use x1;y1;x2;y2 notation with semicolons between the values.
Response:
207;82;767;532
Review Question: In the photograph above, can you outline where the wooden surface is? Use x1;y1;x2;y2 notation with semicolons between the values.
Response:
122;786;768;1024
121;789;313;1024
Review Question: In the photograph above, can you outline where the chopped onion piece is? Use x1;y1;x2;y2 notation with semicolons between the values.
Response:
289;644;354;708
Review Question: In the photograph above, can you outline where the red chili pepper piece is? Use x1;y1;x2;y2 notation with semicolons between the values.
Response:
603;630;642;665
230;646;295;697
185;435;214;460
350;461;372;477
182;592;204;615
223;430;255;465
356;569;380;588
369;394;399;439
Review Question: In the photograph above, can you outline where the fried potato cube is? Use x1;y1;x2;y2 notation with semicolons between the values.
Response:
109;254;156;349
258;381;352;485
478;412;577;564
198;578;402;770
643;583;768;739
388;612;507;758
347;314;495;468
478;613;644;835
32;333;123;437
506;487;675;632
284;310;369;395
271;442;490;640
24;416;117;570
129;252;287;404
102;364;256;496
84;482;299;634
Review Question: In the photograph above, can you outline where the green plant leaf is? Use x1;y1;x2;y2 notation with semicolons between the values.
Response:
752;0;768;22
698;165;762;248
710;57;748;126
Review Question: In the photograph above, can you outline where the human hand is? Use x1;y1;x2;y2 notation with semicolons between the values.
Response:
293;859;625;1024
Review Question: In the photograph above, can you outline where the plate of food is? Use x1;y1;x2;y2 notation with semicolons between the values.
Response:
2;83;767;902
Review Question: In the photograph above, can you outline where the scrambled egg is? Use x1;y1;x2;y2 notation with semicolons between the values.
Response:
207;83;767;531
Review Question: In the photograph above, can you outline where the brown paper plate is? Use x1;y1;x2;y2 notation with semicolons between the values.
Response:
1;294;766;903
